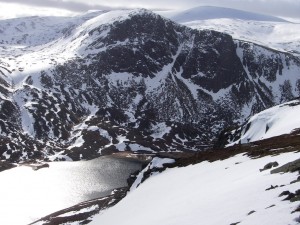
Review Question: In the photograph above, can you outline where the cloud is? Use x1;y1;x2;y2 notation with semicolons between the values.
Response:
0;2;78;19
0;0;120;12
199;0;300;19
0;0;299;18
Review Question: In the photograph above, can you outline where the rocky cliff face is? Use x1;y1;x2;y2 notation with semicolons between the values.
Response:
0;9;299;162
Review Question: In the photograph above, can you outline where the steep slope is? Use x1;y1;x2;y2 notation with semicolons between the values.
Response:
225;98;300;146
0;9;300;162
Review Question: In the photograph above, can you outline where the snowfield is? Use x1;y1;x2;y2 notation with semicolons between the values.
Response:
91;152;300;225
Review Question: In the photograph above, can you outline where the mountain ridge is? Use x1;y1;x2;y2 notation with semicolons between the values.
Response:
0;9;300;162
161;6;300;57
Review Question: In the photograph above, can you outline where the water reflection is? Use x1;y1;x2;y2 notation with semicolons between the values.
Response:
0;156;143;225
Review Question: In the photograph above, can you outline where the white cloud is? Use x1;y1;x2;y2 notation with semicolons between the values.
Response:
0;0;299;20
0;2;77;20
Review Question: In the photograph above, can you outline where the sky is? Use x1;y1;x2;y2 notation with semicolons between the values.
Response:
0;0;299;20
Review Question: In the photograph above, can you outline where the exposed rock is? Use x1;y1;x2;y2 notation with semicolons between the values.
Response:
279;190;291;197
0;161;16;172
230;222;240;225
290;176;300;184
31;163;50;171
247;210;256;215
271;159;300;174
265;185;278;191
265;204;275;209
260;161;279;172
292;205;300;214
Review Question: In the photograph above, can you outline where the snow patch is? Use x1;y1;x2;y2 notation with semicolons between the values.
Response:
151;122;172;139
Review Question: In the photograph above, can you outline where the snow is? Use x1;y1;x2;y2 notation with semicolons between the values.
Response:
115;135;129;151
88;126;112;141
184;19;300;56
115;142;127;151
174;67;233;102
48;151;73;161
13;91;36;136
151;122;172;139
128;143;154;152
130;157;175;191
161;6;288;23
0;9;147;90
144;43;190;97
70;136;85;148
229;99;300;145
91;152;300;225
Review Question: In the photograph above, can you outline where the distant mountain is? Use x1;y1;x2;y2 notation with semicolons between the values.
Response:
158;6;300;56
0;9;300;162
0;11;106;47
164;6;288;23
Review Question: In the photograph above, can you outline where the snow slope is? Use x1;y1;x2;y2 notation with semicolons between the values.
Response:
229;99;300;145
91;152;300;225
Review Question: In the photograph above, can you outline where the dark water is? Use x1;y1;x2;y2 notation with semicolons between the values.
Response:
0;155;144;224
77;156;144;199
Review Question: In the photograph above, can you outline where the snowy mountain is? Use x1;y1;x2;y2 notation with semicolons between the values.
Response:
1;7;300;224
0;8;300;162
159;6;300;56
225;98;300;145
